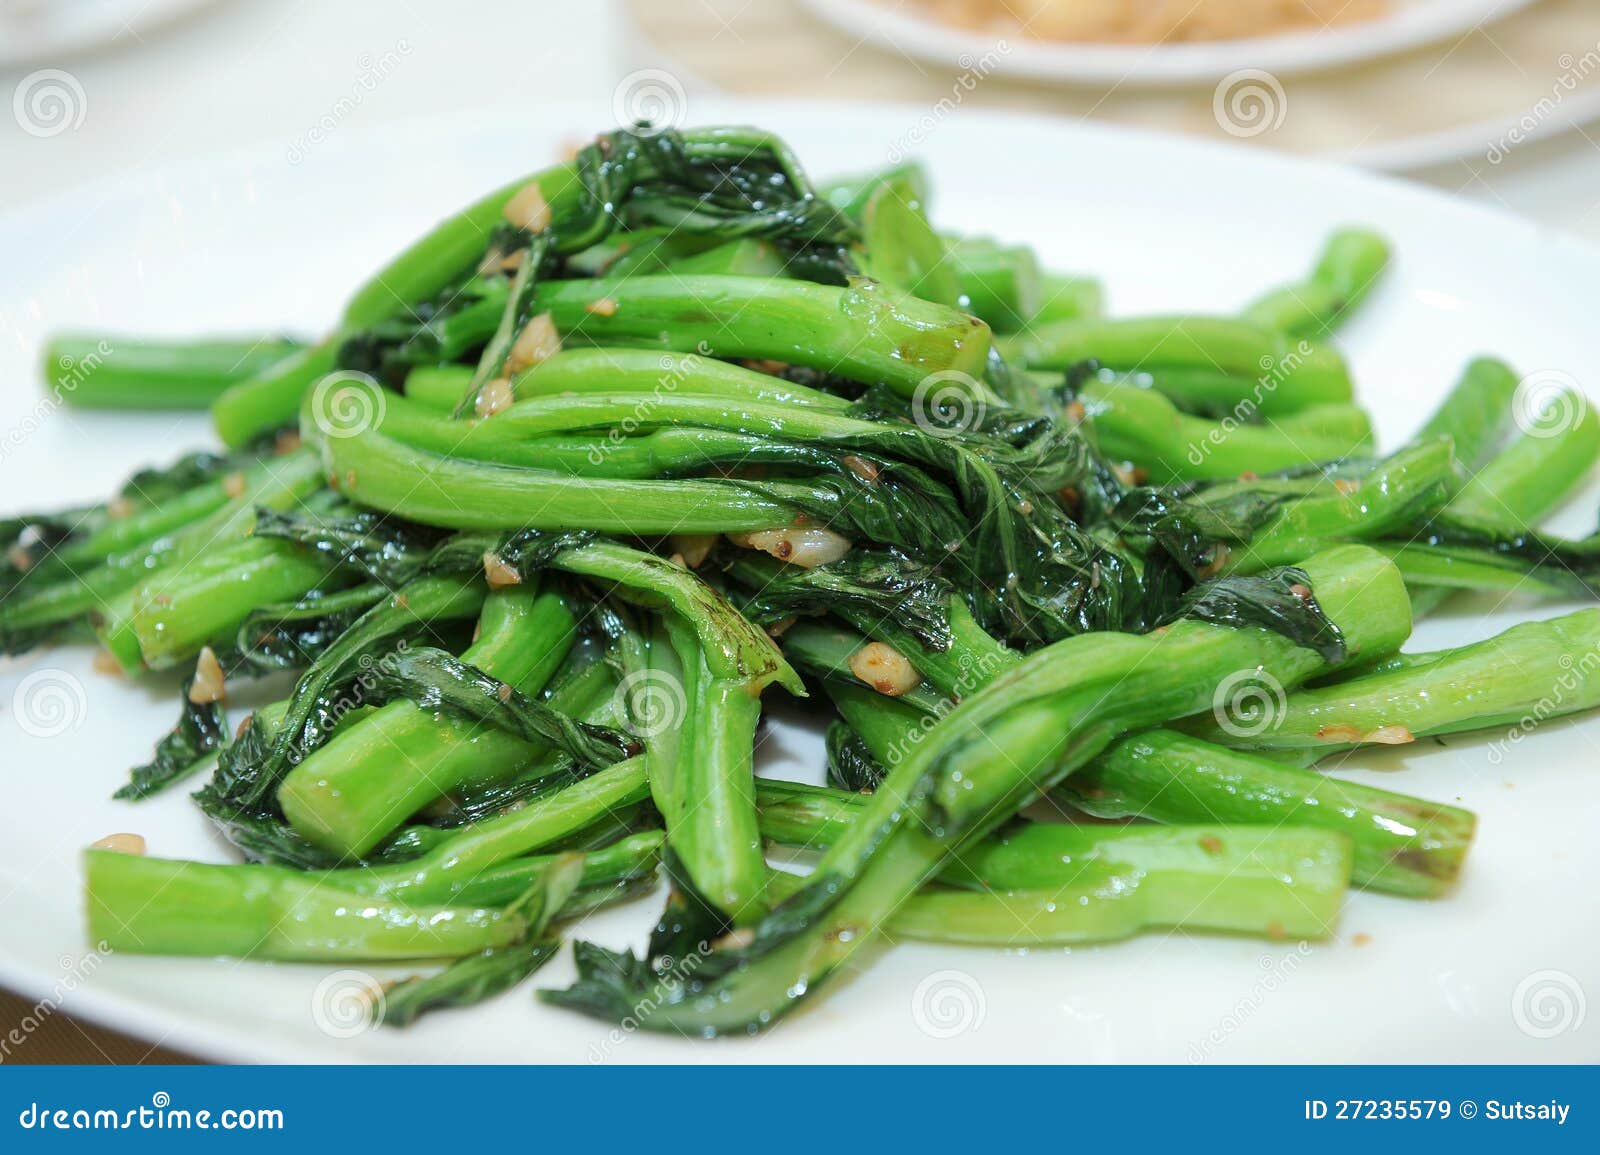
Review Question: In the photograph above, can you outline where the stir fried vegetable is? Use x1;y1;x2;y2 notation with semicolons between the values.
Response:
7;122;1596;1036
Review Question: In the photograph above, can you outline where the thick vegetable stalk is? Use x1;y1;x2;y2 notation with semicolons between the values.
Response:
374;386;782;478
86;849;533;961
1182;608;1600;754
1059;731;1474;898
1217;439;1454;573
546;546;1411;1033
272;532;795;918
278;583;579;858
527;275;994;401
823;651;1471;898
432;832;663;907
117;535;351;672
94;454;333;672
375;855;586;1027
403;348;850;414
667;238;790;278
1008;316;1353;415
1032;273;1105;327
1381;540;1584;604
85;820;650;967
756;776;1353;938
315;418;803;533
1445;387;1600;528
352;757;651;904
1399;374;1600;614
194;574;489;826
785;601;1475;903
1411;358;1519;476
47;335;305;410
530;538;803;698
554;540;796;922
1;449;324;652
1080;378;1372;482
820;160;931;220
90;808;661;963
646;614;768;922
944;235;1041;331
375;387;901;467
1240;228;1391;339
855;174;961;306
879;836;1348;944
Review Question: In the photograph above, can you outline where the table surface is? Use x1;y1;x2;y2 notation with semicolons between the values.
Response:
1;0;1596;1065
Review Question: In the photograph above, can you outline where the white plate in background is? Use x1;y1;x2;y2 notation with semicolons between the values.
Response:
798;0;1540;87
0;0;221;68
0;101;1597;1062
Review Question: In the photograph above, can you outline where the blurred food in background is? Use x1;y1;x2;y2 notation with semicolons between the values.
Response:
905;0;1388;42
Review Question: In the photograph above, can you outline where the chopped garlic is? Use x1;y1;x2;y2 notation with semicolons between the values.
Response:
90;833;146;856
848;641;920;697
483;551;522;589
506;312;561;373
1367;724;1415;745
503;183;551;232
727;526;852;568
188;646;226;704
841;455;880;483
668;533;719;569
1315;723;1364;743
475;377;515;418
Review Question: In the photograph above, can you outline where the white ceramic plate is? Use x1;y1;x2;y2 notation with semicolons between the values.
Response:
0;0;220;67
2;101;1597;1064
799;0;1539;87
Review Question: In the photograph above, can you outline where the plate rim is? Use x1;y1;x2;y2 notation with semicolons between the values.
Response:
796;0;1542;87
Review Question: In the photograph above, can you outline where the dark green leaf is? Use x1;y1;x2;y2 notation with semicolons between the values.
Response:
826;720;886;793
114;678;228;801
1165;565;1345;664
